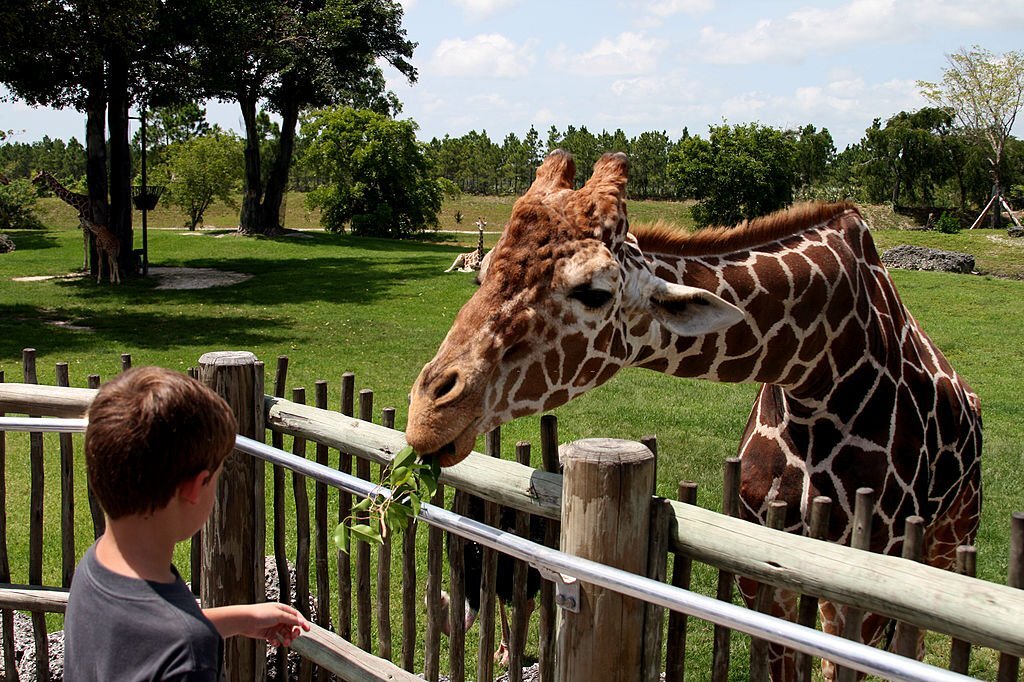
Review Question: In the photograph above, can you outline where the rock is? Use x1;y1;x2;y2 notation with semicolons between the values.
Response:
880;245;974;274
1007;226;1024;238
0;233;14;253
0;612;65;681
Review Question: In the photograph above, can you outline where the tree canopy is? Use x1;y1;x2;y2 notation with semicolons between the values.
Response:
669;122;797;226
919;45;1024;226
183;0;417;235
302;107;442;237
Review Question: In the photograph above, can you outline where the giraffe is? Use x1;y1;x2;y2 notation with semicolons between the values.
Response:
405;151;982;681
32;170;95;271
444;217;489;273
80;218;121;284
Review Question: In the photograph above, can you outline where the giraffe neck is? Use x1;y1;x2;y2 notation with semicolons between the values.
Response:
621;216;923;401
41;172;89;214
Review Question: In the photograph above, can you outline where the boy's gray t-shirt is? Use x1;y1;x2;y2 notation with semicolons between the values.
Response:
64;543;223;681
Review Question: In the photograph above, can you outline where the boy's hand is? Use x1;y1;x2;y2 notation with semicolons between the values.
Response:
204;603;310;647
245;602;311;647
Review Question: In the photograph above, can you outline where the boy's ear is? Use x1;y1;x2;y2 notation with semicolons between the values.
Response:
177;470;213;505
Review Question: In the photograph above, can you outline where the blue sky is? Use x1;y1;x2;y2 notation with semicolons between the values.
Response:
3;0;1023;150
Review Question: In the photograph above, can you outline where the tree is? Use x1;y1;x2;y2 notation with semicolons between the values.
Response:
154;131;243;230
0;0;201;275
1;0;111;259
302;107;443;237
135;103;211;169
919;45;1024;227
630;130;672;199
858;108;955;206
186;0;417;235
669;122;797;227
791;124;836;191
0;178;43;229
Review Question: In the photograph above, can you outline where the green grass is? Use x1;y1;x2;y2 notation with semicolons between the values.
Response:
2;196;1023;679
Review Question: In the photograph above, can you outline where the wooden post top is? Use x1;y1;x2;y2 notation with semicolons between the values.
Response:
198;351;258;367
560;438;654;465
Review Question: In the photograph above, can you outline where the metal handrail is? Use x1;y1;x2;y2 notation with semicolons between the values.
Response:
0;416;976;682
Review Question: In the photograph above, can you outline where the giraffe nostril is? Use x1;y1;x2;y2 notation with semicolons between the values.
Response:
431;369;461;402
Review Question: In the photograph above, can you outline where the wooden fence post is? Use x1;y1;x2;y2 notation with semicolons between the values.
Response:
557;438;655;682
198;351;265;682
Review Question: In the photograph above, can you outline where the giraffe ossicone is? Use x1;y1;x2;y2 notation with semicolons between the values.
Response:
407;150;981;681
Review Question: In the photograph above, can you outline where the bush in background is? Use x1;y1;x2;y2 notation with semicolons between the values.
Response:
0;178;43;229
935;211;961;234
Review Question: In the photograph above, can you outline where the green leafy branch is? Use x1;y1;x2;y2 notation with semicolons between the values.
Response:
333;445;440;551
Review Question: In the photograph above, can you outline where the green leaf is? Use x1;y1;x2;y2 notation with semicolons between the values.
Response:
350;523;383;546
393;445;417;469
333;523;350;553
390;466;411;486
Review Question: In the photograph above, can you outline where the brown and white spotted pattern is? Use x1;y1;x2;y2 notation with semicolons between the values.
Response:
444;249;486;273
81;218;120;284
406;151;982;681
32;170;96;271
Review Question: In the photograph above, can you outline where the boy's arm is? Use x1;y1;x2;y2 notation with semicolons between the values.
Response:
203;602;310;647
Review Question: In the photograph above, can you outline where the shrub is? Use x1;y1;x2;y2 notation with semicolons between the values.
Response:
935;211;961;234
0;178;43;229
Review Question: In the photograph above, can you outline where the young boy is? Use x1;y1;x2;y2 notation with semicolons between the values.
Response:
65;366;309;681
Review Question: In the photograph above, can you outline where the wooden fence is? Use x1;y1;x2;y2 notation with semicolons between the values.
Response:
0;348;1023;682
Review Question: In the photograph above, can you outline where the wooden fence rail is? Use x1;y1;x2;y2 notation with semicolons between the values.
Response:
2;351;1024;681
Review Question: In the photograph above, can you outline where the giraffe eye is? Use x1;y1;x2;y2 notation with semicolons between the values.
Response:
569;285;614;309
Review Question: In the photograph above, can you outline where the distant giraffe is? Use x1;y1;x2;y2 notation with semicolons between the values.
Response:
32;170;95;271
81;218;120;284
444;217;488;273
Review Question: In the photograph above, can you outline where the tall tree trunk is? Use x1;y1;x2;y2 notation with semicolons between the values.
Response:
891;176;902;207
239;96;265;235
84;68;108;277
107;48;133;275
260;99;300;234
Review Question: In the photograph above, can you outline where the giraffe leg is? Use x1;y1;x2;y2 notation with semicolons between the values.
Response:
445;255;463;272
818;600;892;681
495;599;511;667
738;576;798;681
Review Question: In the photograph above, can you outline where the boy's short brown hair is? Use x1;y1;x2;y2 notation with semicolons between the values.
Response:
86;366;238;519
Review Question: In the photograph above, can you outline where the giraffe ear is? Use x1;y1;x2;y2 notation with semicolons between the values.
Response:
528;149;576;195
649;281;744;337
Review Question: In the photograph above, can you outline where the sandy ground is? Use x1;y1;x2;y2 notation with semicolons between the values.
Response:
12;266;251;290
148;266;252;289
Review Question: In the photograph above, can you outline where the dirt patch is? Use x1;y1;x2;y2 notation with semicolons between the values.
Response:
150;266;253;290
12;272;88;283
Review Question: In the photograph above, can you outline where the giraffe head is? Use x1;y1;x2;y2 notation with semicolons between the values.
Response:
31;170;47;185
406;150;743;466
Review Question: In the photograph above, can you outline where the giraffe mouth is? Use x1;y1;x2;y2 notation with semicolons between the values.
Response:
422;441;461;468
414;424;480;468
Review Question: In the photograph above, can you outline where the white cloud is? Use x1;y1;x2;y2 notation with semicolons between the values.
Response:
694;0;1024;65
450;0;520;19
431;34;535;78
698;76;926;147
645;0;715;17
550;32;668;76
467;93;510;108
